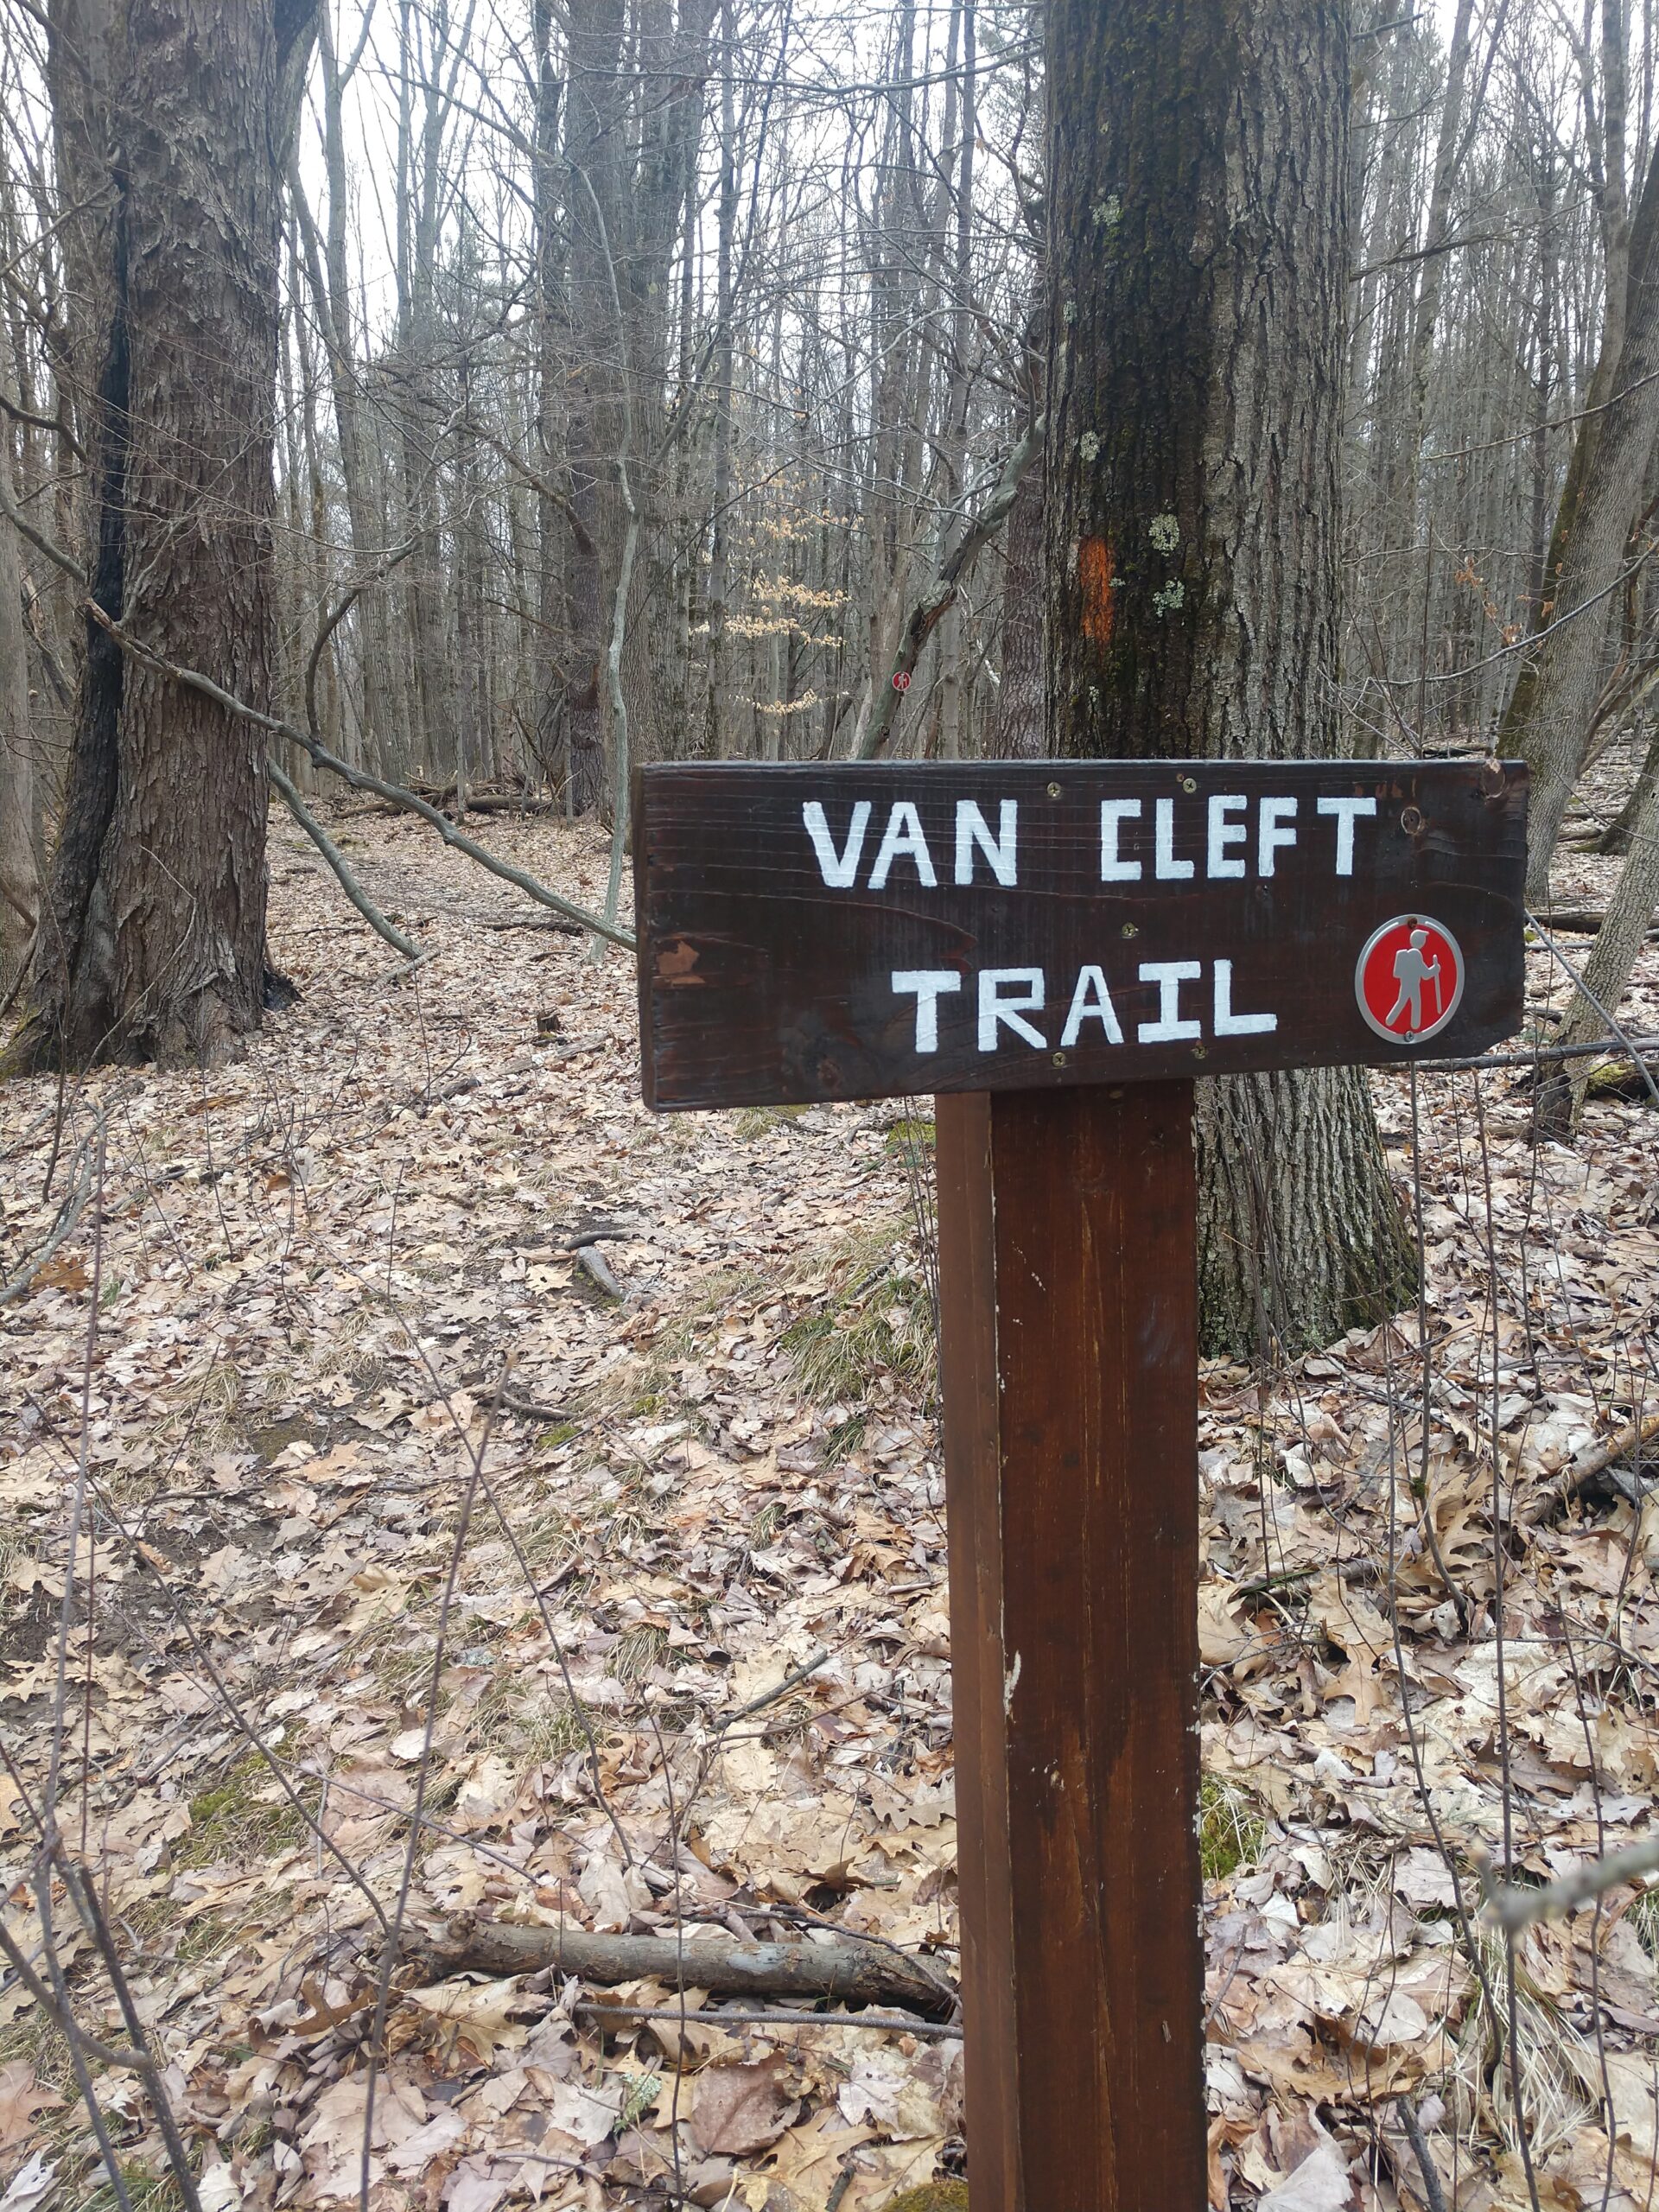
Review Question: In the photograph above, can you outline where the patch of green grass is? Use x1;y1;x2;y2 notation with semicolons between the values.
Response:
535;1421;580;1452
779;1228;934;1407
733;1105;808;1138
1199;1773;1268;1882
372;1637;440;1703
611;1624;667;1686
752;1501;783;1547
883;1117;936;1154
1630;1890;1659;1958
182;1755;302;1868
83;2169;188;2212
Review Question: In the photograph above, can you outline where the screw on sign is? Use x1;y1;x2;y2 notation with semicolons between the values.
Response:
632;760;1528;2212
1357;914;1465;1045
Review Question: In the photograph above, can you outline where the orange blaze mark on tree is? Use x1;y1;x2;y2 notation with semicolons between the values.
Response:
1079;536;1116;645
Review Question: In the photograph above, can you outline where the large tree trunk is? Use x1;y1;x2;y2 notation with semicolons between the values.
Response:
4;0;315;1075
1046;0;1413;1357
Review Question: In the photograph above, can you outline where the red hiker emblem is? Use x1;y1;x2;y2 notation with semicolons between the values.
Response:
1356;914;1465;1045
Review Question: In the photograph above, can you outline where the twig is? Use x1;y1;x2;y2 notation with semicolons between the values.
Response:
61;1862;203;2212
1482;1831;1659;1931
0;1133;94;1306
1418;1030;1659;1074
710;1649;834;1738
499;1389;577;1423
1526;912;1659;1112
268;758;423;963
359;1368;509;2211
0;1916;145;2071
1395;2097;1451;2212
415;1914;954;2017
29;1866;136;2212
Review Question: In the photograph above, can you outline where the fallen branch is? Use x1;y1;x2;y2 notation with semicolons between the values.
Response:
1422;1030;1659;1075
80;601;635;951
412;1916;957;2019
1529;906;1659;937
576;1243;627;1301
575;1999;962;2042
277;722;634;951
1521;1406;1659;1523
268;759;422;963
853;416;1045;761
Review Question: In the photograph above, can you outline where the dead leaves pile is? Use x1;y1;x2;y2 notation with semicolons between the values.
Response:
0;805;1654;2212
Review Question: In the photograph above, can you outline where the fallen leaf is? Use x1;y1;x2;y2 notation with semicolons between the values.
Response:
404;1978;529;2065
691;2056;800;2157
0;2152;55;2212
1257;2139;1356;2211
0;2066;61;2152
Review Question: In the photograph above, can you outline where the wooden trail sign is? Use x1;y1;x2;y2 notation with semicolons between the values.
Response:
633;758;1527;2211
634;760;1526;1110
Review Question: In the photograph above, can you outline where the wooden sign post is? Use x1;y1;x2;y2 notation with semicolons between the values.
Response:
634;759;1527;2210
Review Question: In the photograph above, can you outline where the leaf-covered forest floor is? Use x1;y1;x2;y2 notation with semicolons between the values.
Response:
1;789;1657;2212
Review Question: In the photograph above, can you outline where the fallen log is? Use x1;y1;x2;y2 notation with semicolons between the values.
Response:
412;1913;958;2019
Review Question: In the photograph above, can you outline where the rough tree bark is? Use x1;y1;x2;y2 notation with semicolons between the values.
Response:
1046;0;1413;1357
4;0;318;1074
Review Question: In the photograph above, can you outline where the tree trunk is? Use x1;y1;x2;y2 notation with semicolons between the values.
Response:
312;3;402;773
1533;753;1659;1136
1046;0;1413;1357
0;439;38;988
992;276;1046;760
561;0;627;816
4;0;316;1075
1498;138;1659;899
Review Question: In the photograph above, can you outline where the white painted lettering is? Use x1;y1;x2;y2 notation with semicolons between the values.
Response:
1060;965;1125;1046
1207;794;1248;878
802;800;871;887
979;968;1046;1051
868;802;937;888
1100;799;1143;881
1138;960;1203;1041
955;798;1019;885
1213;959;1276;1036
1154;798;1194;880
1317;794;1376;876
1257;795;1298;876
892;969;961;1052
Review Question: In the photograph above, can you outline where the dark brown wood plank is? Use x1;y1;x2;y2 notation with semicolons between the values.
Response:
938;1083;1205;2212
634;759;1527;1109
